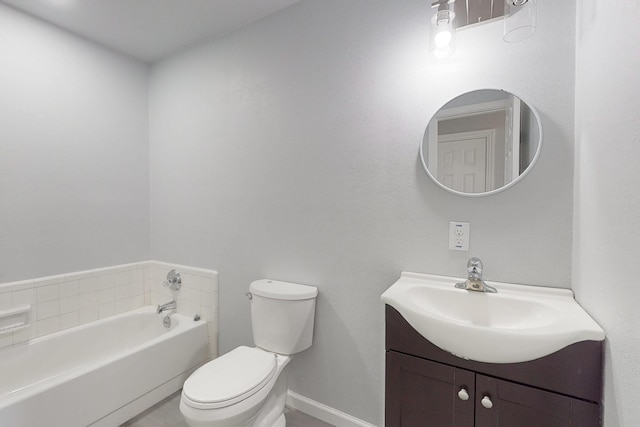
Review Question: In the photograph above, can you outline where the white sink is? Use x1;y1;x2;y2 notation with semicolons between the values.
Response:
381;272;605;363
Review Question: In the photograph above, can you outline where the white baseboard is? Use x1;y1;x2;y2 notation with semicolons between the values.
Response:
286;391;377;427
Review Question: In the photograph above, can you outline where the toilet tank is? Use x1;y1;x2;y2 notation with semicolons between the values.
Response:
249;279;318;355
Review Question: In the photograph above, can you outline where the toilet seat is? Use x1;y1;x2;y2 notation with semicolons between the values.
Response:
182;346;276;410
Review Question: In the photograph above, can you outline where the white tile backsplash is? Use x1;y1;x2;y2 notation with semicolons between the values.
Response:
114;284;129;300
114;297;132;314
60;295;80;314
147;261;219;359
0;261;218;357
0;292;11;310
37;285;59;303
37;300;60;320
98;288;115;304
98;274;115;291
78;277;99;294
79;306;98;324
0;262;146;348
11;288;36;306
0;333;13;348
79;291;99;308
59;281;79;299
37;317;59;336
98;302;115;319
59;311;80;330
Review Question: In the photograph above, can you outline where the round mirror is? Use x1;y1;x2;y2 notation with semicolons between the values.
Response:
420;89;542;196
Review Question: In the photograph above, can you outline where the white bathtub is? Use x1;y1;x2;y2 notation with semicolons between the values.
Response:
0;306;209;427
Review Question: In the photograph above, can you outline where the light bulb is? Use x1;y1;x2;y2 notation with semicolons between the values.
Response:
431;9;455;57
435;27;452;48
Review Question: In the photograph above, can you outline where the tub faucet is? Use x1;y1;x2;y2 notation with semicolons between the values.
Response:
455;257;497;293
157;300;177;314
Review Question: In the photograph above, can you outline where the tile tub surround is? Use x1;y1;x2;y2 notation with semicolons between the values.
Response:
0;261;218;359
145;261;219;359
0;264;146;349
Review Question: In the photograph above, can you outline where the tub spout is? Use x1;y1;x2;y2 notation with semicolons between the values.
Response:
157;300;177;314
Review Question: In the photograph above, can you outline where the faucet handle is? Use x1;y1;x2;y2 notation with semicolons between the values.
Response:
163;269;182;291
467;257;483;274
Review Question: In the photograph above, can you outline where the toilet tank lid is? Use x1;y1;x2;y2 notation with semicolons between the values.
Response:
250;279;318;300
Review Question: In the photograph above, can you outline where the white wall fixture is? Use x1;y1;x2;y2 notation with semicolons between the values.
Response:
503;0;537;42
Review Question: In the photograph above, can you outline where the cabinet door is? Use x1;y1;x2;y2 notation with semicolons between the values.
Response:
475;375;600;427
386;351;475;427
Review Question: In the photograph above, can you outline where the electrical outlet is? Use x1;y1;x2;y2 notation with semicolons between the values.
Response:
449;222;470;251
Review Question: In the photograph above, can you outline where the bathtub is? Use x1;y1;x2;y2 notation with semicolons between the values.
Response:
0;306;209;427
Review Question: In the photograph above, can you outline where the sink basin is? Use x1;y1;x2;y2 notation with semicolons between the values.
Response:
407;286;558;330
381;272;605;363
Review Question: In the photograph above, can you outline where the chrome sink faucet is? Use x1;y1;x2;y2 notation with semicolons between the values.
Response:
157;300;177;314
455;257;497;293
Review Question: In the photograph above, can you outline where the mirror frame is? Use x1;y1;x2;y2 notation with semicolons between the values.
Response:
419;88;543;197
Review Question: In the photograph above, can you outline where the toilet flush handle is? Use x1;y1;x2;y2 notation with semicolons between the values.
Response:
245;292;253;300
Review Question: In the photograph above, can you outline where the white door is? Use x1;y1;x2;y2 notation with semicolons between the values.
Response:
437;130;494;193
504;97;521;184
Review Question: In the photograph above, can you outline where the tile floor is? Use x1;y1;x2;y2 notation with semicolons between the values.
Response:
120;391;334;427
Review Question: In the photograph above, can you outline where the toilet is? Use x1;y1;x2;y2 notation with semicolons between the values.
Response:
180;279;318;427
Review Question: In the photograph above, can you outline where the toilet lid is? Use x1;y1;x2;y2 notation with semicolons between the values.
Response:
183;346;276;408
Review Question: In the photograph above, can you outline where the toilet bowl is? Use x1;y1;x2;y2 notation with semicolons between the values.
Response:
180;279;318;427
180;346;290;427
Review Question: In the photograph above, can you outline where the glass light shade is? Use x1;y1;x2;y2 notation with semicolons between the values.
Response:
431;10;456;58
503;0;537;42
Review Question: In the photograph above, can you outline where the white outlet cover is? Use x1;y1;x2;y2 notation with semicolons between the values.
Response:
449;222;470;251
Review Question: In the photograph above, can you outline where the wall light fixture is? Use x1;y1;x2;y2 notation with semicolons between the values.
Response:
503;0;537;42
430;0;536;57
430;0;456;58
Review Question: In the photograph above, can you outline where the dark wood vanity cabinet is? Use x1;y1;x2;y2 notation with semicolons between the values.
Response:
385;306;603;427
386;351;474;426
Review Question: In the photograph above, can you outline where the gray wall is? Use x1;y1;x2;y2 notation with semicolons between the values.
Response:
149;0;576;423
574;1;640;426
0;4;150;283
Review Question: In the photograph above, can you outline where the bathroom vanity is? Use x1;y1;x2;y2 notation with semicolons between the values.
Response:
382;272;605;427
385;305;602;426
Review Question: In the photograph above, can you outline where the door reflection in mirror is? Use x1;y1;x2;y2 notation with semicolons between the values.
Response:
421;89;542;196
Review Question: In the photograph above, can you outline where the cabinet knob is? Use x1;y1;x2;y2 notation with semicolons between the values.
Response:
457;388;469;401
481;395;493;409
